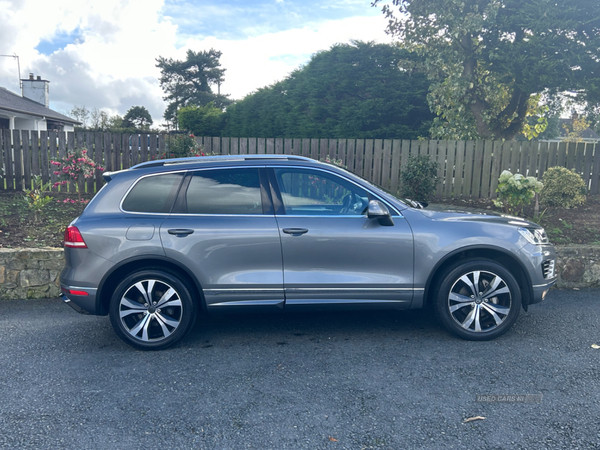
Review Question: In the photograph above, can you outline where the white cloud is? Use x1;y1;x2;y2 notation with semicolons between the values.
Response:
0;0;392;124
192;15;392;99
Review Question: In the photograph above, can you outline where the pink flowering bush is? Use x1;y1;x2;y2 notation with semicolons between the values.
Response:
51;148;104;200
57;198;89;204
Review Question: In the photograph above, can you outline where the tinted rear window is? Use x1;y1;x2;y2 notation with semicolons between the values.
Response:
185;168;262;215
122;173;183;213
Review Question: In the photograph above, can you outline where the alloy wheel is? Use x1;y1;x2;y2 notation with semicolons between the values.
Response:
447;270;512;333
118;279;184;342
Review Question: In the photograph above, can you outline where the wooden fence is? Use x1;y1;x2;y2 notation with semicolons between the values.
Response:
1;129;599;197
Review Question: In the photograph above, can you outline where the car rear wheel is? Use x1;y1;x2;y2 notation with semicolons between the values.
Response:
434;259;521;341
109;269;197;350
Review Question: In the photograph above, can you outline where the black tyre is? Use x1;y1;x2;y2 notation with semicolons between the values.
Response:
109;269;197;350
434;259;521;341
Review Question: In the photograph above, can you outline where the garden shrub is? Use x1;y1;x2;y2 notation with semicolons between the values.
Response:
494;170;542;215
400;155;439;202
51;148;103;201
540;167;586;208
23;175;53;223
163;134;204;159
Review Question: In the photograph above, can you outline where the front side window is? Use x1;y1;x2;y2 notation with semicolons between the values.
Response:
274;168;369;216
122;173;183;213
184;168;262;215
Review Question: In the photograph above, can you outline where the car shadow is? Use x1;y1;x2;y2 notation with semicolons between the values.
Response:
183;308;444;348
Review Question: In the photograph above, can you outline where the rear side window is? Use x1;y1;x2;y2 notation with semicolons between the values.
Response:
184;168;262;215
122;173;183;213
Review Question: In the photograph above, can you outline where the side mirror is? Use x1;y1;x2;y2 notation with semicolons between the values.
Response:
367;200;394;226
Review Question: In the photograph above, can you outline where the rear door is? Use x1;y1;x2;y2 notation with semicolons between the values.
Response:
270;166;415;310
160;167;284;311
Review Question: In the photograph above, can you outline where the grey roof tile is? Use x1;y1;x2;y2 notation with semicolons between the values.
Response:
0;87;81;124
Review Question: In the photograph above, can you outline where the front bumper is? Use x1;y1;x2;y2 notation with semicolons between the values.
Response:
519;243;557;306
530;278;557;305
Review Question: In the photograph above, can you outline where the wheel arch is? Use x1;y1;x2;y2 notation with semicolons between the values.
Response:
96;256;206;316
423;246;533;311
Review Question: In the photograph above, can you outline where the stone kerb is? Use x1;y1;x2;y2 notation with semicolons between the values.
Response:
0;246;599;300
0;248;64;300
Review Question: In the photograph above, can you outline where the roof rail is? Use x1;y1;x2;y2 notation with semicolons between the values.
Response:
130;154;313;170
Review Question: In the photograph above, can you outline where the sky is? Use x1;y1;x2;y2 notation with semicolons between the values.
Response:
0;0;393;125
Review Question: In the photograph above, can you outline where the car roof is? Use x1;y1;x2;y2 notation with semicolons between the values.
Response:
130;154;315;170
102;154;331;182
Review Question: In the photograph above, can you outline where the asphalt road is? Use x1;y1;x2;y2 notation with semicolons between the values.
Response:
0;289;599;450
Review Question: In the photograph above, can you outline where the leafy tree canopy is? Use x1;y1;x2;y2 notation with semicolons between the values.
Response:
178;102;224;137
123;106;153;130
156;49;231;128
374;0;600;140
221;41;434;139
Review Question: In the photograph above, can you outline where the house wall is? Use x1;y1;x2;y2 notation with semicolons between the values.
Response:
14;117;46;131
0;114;74;132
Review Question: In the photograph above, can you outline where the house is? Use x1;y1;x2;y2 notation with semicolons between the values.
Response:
0;73;80;132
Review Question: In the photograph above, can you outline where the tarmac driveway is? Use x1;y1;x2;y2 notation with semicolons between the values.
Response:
0;289;599;449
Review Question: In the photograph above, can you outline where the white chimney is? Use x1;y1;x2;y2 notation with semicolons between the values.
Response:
21;73;50;108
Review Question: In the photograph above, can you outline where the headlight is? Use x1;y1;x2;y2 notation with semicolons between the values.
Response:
518;227;549;245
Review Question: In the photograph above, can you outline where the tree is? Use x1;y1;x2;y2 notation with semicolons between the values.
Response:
156;49;231;128
374;0;600;140
123;106;153;130
70;105;90;128
90;108;110;131
107;114;125;131
221;41;433;139
178;102;224;136
562;115;592;143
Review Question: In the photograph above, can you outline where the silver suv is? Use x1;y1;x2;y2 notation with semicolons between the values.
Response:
60;155;557;350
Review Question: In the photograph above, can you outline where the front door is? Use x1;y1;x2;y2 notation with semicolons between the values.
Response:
270;167;414;310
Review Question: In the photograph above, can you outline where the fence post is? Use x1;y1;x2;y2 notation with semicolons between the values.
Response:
443;141;455;199
21;130;31;190
58;132;66;192
13;130;22;191
390;139;401;195
480;140;494;198
489;141;503;198
373;139;383;186
583;142;594;187
31;131;40;186
590;143;600;195
40;131;49;188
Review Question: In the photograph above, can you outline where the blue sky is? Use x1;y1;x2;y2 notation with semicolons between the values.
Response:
161;0;382;41
35;28;85;55
0;0;391;124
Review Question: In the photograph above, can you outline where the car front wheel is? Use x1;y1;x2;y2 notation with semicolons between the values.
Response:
109;269;197;350
434;259;521;341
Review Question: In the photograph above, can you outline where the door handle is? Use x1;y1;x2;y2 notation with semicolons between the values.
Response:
282;228;309;236
168;229;194;236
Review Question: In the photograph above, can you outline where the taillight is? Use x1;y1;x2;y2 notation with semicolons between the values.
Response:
64;225;87;248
